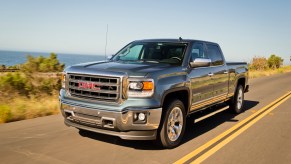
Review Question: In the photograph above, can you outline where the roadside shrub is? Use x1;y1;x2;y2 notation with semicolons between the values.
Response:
0;53;64;97
0;72;31;96
249;56;268;71
0;53;64;123
0;105;12;123
268;54;283;69
7;65;20;69
38;78;60;95
21;53;64;73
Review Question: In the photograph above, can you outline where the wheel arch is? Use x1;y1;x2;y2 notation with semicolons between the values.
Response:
236;77;246;89
161;87;191;116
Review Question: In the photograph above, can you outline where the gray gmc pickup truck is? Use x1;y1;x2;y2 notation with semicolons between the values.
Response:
59;39;249;148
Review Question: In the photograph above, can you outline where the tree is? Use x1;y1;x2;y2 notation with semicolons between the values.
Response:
268;54;283;69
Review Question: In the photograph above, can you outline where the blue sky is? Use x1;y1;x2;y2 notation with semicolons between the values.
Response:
0;0;291;63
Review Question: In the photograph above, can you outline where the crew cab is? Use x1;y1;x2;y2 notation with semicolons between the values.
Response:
59;38;249;148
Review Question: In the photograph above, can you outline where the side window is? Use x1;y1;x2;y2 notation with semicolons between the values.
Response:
191;42;206;60
206;44;224;66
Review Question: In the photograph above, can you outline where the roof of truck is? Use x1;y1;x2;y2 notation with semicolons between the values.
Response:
133;38;218;45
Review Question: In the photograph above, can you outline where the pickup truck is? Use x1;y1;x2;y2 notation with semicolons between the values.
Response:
59;39;249;148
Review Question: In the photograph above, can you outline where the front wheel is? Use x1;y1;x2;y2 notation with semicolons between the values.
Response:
157;99;186;148
229;85;244;114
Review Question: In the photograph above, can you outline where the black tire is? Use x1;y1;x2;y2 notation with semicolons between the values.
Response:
157;99;186;148
229;85;244;114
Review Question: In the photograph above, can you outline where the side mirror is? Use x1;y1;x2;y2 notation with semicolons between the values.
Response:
190;58;211;68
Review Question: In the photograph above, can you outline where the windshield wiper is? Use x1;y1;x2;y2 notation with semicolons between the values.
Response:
139;59;160;63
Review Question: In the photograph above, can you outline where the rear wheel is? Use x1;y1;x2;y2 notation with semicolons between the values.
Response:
229;85;244;114
157;99;186;148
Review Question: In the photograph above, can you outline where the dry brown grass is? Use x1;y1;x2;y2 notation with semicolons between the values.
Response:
249;65;291;79
0;95;59;123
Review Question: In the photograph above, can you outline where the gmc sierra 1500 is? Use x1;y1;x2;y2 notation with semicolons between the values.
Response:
59;39;249;148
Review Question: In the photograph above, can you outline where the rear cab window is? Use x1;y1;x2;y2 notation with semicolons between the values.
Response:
206;44;224;66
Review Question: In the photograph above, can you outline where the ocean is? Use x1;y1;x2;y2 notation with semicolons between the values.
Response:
0;50;106;68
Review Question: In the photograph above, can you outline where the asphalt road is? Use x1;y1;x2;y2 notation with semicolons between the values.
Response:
1;72;291;164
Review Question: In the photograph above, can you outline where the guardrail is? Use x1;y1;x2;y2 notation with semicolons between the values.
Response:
0;69;20;72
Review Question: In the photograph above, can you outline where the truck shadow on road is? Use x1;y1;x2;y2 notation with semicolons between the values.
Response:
78;100;259;150
182;100;259;144
79;129;160;150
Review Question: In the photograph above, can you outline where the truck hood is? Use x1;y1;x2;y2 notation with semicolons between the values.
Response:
65;61;176;77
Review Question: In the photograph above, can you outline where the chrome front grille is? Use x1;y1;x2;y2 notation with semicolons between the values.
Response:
68;74;121;102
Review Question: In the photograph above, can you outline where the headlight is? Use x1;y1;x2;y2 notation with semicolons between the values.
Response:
61;72;66;88
129;82;144;90
127;79;154;97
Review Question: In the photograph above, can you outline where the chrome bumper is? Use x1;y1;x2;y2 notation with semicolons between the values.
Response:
60;102;162;140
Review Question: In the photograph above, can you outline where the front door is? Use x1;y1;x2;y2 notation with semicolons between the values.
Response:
189;42;214;111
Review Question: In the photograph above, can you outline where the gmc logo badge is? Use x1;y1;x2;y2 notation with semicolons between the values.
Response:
78;82;101;90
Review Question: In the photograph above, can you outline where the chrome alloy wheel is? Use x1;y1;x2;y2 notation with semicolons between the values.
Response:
167;107;183;142
237;88;243;110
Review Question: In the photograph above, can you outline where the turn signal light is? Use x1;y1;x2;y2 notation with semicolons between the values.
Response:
143;81;154;90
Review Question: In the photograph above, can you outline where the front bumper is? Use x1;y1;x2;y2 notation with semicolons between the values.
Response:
60;101;162;140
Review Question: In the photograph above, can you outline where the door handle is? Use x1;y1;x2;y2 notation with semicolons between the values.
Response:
208;73;214;76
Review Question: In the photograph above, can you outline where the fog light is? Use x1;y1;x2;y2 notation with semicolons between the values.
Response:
138;113;145;121
133;112;147;124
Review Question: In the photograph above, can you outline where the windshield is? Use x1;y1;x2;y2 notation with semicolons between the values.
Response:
112;42;188;65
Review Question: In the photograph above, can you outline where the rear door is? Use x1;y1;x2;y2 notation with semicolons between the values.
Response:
206;43;229;103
